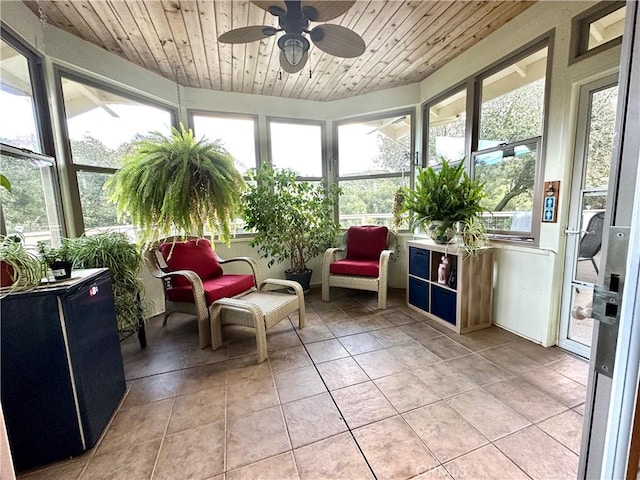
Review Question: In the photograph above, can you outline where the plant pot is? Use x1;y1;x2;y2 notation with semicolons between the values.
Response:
49;261;73;280
285;268;312;293
426;221;455;244
0;260;15;287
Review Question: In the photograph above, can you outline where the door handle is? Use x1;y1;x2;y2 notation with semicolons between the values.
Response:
564;228;583;235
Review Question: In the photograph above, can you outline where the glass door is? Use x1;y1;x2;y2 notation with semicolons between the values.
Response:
558;77;618;358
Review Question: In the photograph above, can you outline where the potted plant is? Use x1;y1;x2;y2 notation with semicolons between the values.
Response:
0;235;44;296
398;159;486;245
242;164;342;292
37;238;73;280
106;124;245;246
69;232;145;338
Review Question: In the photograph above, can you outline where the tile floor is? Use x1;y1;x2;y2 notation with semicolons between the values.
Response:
19;288;589;480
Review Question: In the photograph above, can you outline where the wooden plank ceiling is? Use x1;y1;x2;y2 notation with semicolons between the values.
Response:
24;1;536;102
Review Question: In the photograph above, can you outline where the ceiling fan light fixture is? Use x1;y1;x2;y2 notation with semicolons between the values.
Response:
278;34;309;66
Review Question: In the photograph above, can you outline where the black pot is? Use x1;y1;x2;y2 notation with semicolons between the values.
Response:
49;261;73;280
285;268;312;293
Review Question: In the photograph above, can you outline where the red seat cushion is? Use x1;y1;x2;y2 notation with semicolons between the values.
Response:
346;226;389;260
330;259;380;278
159;239;223;286
165;274;255;305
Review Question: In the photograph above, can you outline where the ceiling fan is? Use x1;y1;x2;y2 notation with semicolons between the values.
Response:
218;1;366;74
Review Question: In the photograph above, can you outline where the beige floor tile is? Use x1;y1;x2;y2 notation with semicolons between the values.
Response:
177;362;227;395
79;439;160;480
282;392;348;448
168;387;226;434
353;349;405;379
547;356;589;386
370;327;415;347
538;410;584;454
381;310;418;327
296;325;335;344
446;388;530;441
316;357;369;390
413;362;478;398
412;334;472;360
227;406;291;470
444;444;529;480
121;370;182;409
387;343;440;370
137;348;189;377
495;425;578;480
374;371;439;412
522;367;587;407
226;357;272;384
226;452;300;480
305;339;350;363
267;330;303;352
97;398;174;455
274;365;327;403
332;381;396;428
294;432;373;480
227;378;279;418
573;403;586;416
268;346;312;374
447;354;511;386
485;377;568;423
354;415;439;479
478;345;541;374
509;340;570;365
403;401;488;463
154;421;225;480
19;459;87;480
338;332;383;355
413;466;454;479
399;323;445;343
186;344;228;368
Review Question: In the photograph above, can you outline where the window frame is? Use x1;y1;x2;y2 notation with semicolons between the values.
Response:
188;109;260;178
266;117;326;181
569;1;625;64
54;67;177;235
334;108;415;229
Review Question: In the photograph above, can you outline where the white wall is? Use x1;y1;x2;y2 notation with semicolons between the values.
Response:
2;1;619;344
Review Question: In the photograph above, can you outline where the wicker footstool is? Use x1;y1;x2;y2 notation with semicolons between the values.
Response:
209;278;305;363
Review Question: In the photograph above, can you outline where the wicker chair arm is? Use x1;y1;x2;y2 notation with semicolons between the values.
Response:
259;278;304;297
379;249;393;266
323;247;345;267
218;256;263;285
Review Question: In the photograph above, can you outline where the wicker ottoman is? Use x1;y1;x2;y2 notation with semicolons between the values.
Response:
209;278;305;363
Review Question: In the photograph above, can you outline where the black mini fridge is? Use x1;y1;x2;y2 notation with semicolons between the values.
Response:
1;268;126;472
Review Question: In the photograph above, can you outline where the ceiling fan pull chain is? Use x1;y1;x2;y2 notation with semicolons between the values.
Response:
172;65;184;125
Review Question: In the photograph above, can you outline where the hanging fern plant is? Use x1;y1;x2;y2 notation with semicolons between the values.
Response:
106;124;245;245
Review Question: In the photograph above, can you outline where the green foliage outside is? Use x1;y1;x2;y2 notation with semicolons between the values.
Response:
242;164;342;274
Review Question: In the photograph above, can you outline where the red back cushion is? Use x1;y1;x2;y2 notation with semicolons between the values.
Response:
346;226;389;260
158;239;223;286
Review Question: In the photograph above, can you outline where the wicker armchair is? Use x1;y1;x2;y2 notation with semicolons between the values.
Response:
322;226;395;309
146;236;261;348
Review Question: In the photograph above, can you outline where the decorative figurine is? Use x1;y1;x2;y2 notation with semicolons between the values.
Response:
437;255;450;285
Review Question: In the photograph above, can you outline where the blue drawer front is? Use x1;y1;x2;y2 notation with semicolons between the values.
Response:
431;285;457;325
409;277;429;312
409;247;430;279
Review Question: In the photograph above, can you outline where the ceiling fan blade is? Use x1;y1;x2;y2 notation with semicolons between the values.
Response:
218;26;277;44
309;24;365;58
251;1;287;16
301;1;355;22
280;50;308;73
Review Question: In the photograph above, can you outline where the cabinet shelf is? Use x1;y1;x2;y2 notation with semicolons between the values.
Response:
406;240;494;334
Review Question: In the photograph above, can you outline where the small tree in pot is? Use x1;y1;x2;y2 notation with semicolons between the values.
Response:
242;164;341;291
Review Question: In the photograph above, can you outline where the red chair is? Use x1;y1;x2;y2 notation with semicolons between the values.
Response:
322;226;395;309
146;237;261;348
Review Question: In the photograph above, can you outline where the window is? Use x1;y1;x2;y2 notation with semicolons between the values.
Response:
191;112;258;176
59;73;174;235
336;111;412;227
571;2;625;61
473;44;549;242
426;88;467;167
268;119;323;179
0;146;63;246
